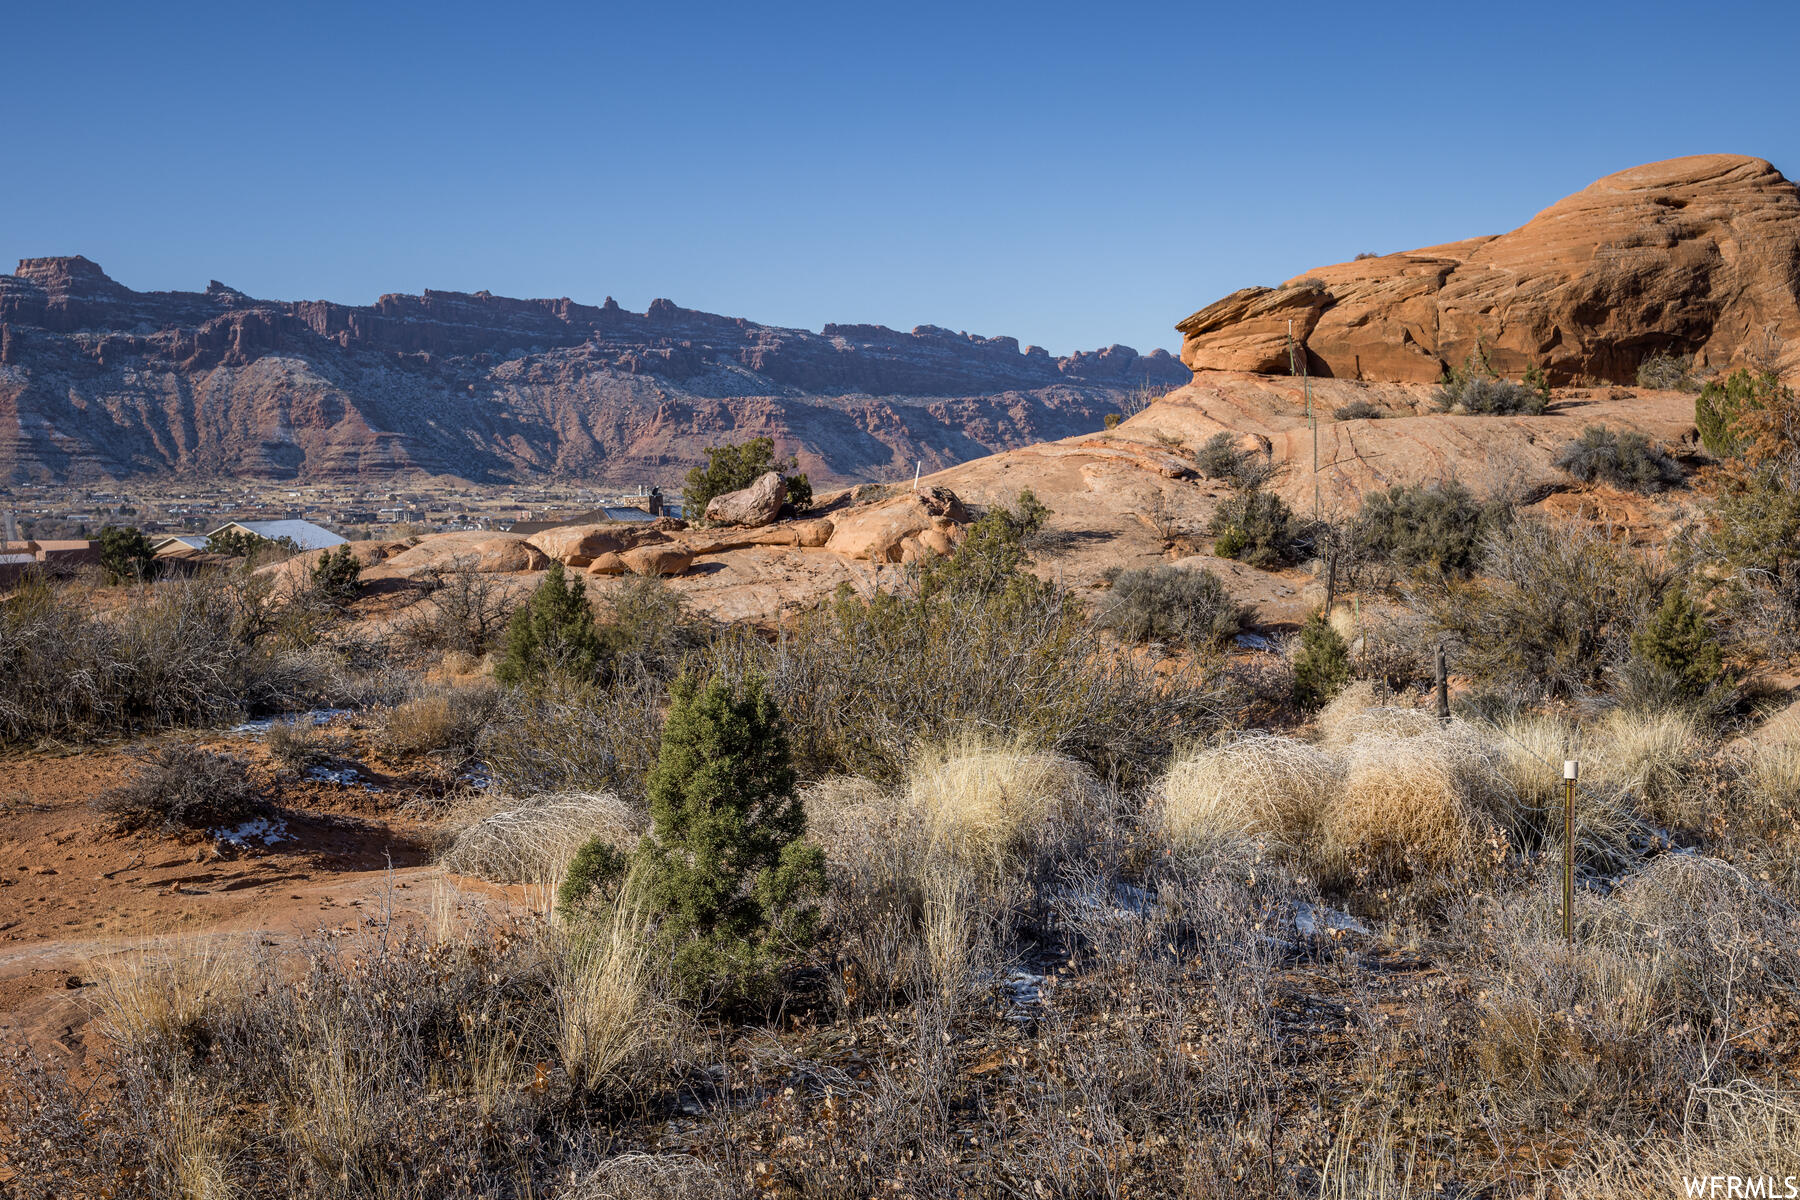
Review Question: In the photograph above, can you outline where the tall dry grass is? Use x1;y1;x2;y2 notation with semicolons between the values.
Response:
1156;735;1337;852
88;937;251;1054
553;883;665;1094
906;736;1096;874
1317;725;1512;886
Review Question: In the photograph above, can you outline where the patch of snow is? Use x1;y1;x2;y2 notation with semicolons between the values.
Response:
230;708;352;736
1234;632;1273;651
215;817;290;847
1294;902;1370;938
305;765;380;791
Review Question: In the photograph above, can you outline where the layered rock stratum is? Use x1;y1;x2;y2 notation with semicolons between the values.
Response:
1177;154;1800;385
0;258;1184;484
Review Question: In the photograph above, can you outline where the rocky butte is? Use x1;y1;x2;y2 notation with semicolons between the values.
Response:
1176;154;1800;385
0;259;1184;484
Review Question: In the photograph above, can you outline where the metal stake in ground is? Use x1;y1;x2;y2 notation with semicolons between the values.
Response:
1434;643;1450;723
1563;759;1579;943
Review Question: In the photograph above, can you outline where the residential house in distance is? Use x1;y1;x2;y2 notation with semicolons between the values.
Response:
206;519;347;552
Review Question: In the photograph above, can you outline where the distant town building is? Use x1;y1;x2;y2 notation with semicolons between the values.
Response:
206;519;347;551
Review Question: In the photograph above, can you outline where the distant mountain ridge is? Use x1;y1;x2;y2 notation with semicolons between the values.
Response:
0;256;1184;484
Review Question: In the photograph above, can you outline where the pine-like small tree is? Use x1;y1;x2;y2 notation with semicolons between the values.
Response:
310;544;362;604
632;671;824;1008
495;562;603;686
97;526;154;583
1292;610;1351;709
1631;588;1725;695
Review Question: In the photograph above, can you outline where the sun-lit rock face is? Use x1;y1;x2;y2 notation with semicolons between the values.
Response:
1178;154;1800;385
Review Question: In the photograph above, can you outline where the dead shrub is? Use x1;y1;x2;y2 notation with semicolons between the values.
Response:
93;744;267;833
440;791;641;889
381;680;500;758
479;671;667;797
0;571;346;746
700;578;1229;786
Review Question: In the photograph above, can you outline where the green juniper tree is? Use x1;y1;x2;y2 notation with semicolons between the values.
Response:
310;544;362;605
1631;587;1726;697
495;562;603;686
563;672;825;1009
1292;610;1351;709
96;526;155;583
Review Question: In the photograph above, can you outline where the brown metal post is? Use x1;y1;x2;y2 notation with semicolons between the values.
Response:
1563;760;1578;944
1434;644;1450;723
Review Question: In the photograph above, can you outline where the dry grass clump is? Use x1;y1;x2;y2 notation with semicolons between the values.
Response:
802;776;928;1010
1590;707;1701;827
440;791;641;888
1462;855;1800;1132
1316;726;1511;885
567;1154;729;1200
1156;735;1338;852
1486;712;1644;868
553;885;667;1094
906;736;1096;873
381;679;500;757
265;718;330;769
89;937;251;1055
1315;682;1440;746
1551;1081;1800;1198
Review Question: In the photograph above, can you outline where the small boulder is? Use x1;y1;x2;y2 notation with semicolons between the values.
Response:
526;523;668;567
469;537;549;573
620;544;695;577
585;551;629;576
703;471;786;528
826;487;970;563
794;517;835;547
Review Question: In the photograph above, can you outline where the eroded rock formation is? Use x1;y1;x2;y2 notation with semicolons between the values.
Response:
1177;155;1800;385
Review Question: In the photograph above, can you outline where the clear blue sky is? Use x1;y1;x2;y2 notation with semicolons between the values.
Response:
5;0;1797;357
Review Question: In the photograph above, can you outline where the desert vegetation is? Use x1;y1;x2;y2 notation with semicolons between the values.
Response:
7;418;1800;1199
1554;423;1684;491
1432;345;1551;415
682;436;813;520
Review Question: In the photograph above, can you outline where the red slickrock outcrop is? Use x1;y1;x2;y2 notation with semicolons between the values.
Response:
1178;155;1800;384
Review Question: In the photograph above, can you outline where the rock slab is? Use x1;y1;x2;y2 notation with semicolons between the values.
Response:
1178;155;1800;384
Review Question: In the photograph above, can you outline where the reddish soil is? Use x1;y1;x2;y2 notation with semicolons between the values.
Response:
0;719;520;1080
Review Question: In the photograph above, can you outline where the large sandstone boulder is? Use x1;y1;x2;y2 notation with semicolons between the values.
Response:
826;487;970;563
1177;155;1800;384
468;537;550;573
525;523;668;567
674;517;836;556
619;544;694;577
379;531;548;574
703;471;786;527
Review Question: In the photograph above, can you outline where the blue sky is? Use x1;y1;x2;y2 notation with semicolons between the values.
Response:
4;0;1797;356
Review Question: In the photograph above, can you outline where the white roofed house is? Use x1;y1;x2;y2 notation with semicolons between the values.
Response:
205;519;348;552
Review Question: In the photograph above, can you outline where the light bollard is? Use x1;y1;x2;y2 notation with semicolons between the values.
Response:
1563;759;1579;944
